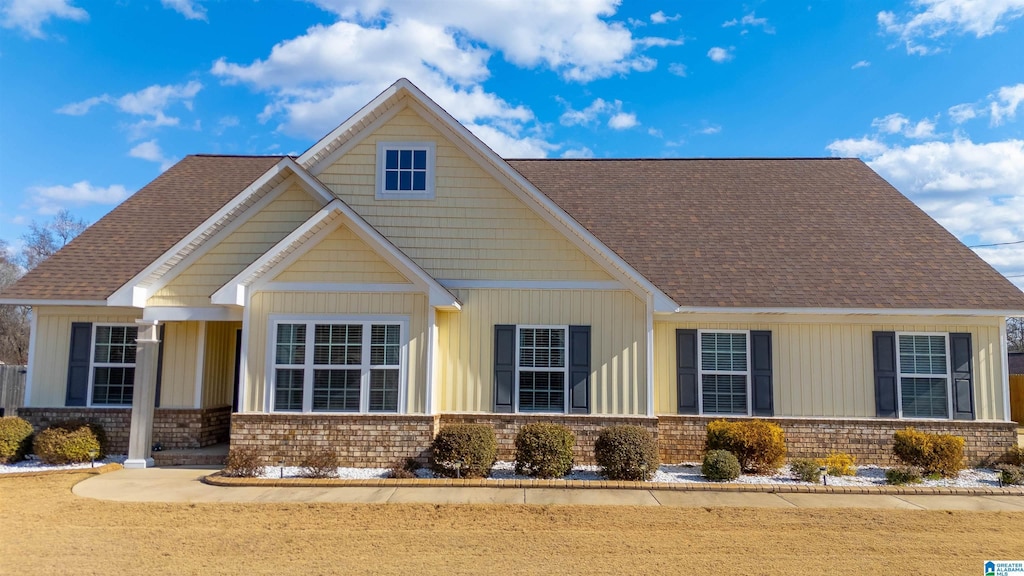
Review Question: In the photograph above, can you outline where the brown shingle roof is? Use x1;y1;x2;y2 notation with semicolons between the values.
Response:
508;158;1024;310
0;155;282;301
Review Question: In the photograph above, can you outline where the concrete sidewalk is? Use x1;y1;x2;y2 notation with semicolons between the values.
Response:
71;467;1024;511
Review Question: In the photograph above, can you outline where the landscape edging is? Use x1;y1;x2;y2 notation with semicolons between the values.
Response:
0;463;123;479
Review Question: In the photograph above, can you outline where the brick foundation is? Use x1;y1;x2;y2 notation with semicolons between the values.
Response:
656;415;1018;466
18;406;232;453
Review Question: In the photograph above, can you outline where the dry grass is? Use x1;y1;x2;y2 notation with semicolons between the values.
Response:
2;473;1022;575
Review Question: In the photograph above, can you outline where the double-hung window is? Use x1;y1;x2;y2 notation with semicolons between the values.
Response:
90;324;138;406
896;333;951;419
376;141;435;199
516;326;568;413
272;319;404;413
698;330;750;415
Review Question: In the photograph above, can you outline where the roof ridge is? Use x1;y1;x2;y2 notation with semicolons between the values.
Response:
189;153;288;159
505;157;854;161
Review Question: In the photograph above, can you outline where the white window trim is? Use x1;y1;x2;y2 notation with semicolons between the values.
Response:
514;325;570;414
87;323;138;408
375;141;436;200
267;315;409;414
697;329;752;416
895;331;953;420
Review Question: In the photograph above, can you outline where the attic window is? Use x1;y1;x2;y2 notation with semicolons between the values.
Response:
376;141;435;200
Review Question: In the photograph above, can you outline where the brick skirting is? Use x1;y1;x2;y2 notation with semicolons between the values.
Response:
18;406;232;453
657;415;1018;466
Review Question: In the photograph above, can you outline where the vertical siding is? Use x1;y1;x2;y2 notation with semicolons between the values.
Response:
147;185;324;307
317;105;613;281
272;223;409;284
29;307;142;407
653;314;1006;420
159;321;200;408
246;291;427;413
202;321;241;408
437;289;647;415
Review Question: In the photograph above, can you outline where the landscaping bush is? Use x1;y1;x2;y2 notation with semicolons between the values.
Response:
299;448;339;479
1001;446;1024;467
388;458;421;479
892;427;964;478
223;447;265;478
994;464;1024;486
32;422;104;465
701;449;741;482
789;458;822;483
431;423;497;478
0;416;34;464
885;465;923;485
823;451;857;476
705;419;787;474
594;425;660;481
514;422;575;478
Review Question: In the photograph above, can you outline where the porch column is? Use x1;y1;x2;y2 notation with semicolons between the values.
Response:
124;319;160;469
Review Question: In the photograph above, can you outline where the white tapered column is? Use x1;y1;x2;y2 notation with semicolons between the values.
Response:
124;319;160;469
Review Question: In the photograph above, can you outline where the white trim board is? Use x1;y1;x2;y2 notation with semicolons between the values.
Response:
143;307;243;322
439;280;626;290
0;299;107;306
665;307;1024;317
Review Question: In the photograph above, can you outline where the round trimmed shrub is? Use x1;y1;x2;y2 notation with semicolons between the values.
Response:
885;465;923;485
594;425;659;481
431;423;497;478
702;449;741;482
223;447;265;478
789;458;822;483
995;464;1024;486
892;427;964;478
299;448;339;479
32;423;103;465
705;419;787;474
0;416;35;464
514;422;575;478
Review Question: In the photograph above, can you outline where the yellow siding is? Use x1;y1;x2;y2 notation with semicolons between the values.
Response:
272;223;409;284
245;291;428;413
29;307;142;407
148;185;324;307
202;321;241;408
437;289;647;415
653;314;1006;420
158;321;201;408
317;105;613;281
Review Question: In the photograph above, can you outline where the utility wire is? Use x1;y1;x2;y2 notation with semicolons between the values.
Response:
968;240;1024;248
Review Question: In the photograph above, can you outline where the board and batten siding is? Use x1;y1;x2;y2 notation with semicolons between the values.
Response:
148;185;324;308
28;306;142;407
271;222;409;284
316;104;613;282
158;321;202;408
653;314;1006;421
437;289;647;415
245;291;428;413
202;321;241;408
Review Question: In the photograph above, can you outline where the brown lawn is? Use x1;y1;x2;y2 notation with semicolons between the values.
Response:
1;473;1021;576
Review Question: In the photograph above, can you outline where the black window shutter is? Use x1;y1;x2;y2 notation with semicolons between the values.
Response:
676;329;698;414
154;324;165;408
493;325;515;413
949;332;975;420
568;325;591;414
873;331;898;417
750;330;773;416
65;322;93;407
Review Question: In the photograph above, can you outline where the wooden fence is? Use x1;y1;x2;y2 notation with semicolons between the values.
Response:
0;365;26;417
1011;374;1024;426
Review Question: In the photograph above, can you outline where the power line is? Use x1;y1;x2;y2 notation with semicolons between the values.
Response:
969;240;1024;248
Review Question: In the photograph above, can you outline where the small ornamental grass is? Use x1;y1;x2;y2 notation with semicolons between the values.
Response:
701;449;741;482
299;448;340;479
431;423;497;478
514;423;575;478
0;416;34;464
32;421;106;465
822;451;857;476
885;465;924;485
705;419;786;474
892;427;964;478
789;458;822;483
594;425;659;481
223;447;265;478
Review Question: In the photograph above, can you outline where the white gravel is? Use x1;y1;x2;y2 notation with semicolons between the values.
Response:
0;454;126;474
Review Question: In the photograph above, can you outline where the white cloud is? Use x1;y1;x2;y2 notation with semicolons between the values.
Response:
608;112;638;130
948;103;978;123
872;113;910;134
55;95;111;116
905;118;938;138
668;63;687;77
464;123;556;158
650;11;680;24
28;181;130;214
0;0;87;38
990;83;1024;125
852;60;871;69
879;0;1024;54
561;147;594;159
57;81;202;139
129;140;176;171
162;0;206;21
707;46;734;63
699;125;722;135
722;12;775;33
826;137;890;157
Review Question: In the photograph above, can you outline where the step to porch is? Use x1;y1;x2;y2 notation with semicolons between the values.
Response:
152;442;229;467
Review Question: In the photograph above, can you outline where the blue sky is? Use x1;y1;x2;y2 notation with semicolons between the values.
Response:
1;0;1023;289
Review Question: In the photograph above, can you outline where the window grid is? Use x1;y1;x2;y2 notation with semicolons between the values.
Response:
896;333;950;419
377;142;435;199
698;331;750;416
91;325;138;406
516;326;568;413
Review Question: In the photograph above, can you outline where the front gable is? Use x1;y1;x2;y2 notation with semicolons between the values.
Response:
271;222;409;285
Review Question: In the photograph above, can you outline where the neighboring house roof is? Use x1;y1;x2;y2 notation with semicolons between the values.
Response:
1;155;281;302
1009;351;1024;375
509;158;1024;311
